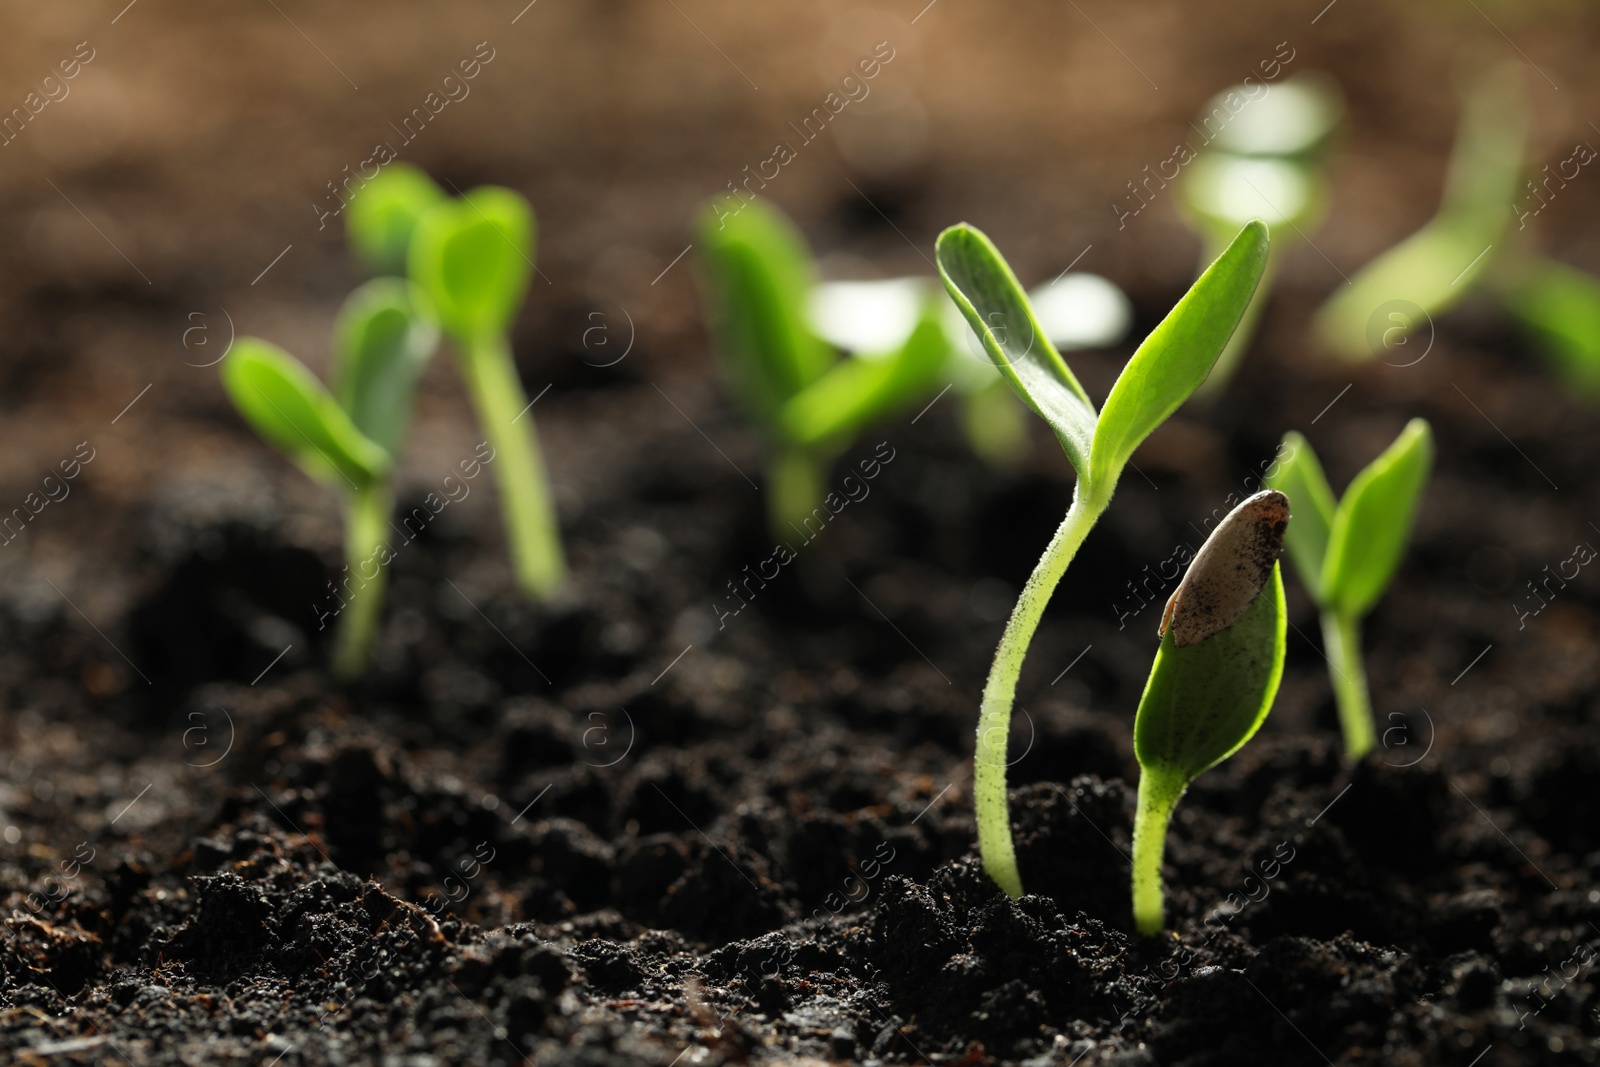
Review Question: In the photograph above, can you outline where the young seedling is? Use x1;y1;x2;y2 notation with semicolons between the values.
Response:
696;199;948;537
1266;419;1433;758
410;186;566;598
1132;490;1289;935
222;279;438;678
937;218;1270;898
346;163;448;276
1178;73;1342;396
1315;66;1524;360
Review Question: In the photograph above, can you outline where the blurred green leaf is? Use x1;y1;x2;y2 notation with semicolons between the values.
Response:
346;164;447;276
222;338;389;488
1266;431;1338;600
1090;220;1269;488
779;301;947;448
410;186;535;341
331;278;439;457
696;198;834;425
1503;259;1600;395
936;223;1097;481
1322;418;1434;618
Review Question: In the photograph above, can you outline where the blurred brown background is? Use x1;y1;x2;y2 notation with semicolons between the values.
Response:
0;0;1595;617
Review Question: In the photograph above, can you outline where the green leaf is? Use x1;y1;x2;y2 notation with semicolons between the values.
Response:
1315;66;1525;360
778;300;948;448
1266;431;1338;600
410;186;534;341
1089;220;1269;489
1135;562;1286;783
222;338;390;488
936;224;1097;480
1502;259;1600;395
696;198;834;425
1321;418;1433;618
345;164;447;276
331;278;440;457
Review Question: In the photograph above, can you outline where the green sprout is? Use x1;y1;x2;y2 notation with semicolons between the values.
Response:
409;185;566;598
1132;489;1289;935
936;218;1270;899
1315;66;1525;360
1179;73;1342;396
696;199;947;537
346;163;448;276
1266;419;1433;758
222;279;438;679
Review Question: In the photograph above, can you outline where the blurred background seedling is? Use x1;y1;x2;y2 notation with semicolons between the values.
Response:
222;279;438;679
1267;419;1433;758
1179;72;1343;398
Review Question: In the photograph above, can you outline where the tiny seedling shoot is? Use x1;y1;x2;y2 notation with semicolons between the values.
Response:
1267;419;1433;758
222;279;438;679
410;185;567;598
696;198;948;538
1131;490;1289;935
345;163;449;277
936;218;1270;899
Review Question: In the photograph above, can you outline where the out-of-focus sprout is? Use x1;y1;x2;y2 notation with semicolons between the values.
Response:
1500;260;1600;396
1180;73;1343;395
346;163;449;277
1316;66;1525;360
696;200;951;538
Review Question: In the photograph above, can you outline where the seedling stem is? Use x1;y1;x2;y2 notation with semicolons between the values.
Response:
1131;766;1186;935
1322;608;1374;758
333;483;394;680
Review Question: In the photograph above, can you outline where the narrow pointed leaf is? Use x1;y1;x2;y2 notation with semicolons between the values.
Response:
1321;418;1433;618
936;223;1096;480
331;278;439;457
779;301;948;448
696;198;835;425
222;339;389;488
1089;220;1269;489
410;186;534;341
1266;431;1338;601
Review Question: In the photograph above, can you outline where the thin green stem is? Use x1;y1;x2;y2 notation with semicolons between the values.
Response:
1321;608;1374;758
766;447;825;541
1131;765;1186;935
459;333;566;598
976;485;1109;897
333;482;392;681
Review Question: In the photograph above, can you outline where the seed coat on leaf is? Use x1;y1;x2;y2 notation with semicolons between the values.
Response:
1160;489;1289;647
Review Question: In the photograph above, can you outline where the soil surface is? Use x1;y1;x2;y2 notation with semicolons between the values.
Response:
5;2;1600;1065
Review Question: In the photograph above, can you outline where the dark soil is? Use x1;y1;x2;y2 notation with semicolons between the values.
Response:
5;2;1600;1065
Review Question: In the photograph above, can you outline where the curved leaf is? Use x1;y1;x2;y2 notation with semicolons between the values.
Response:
1266;431;1338;601
1089;220;1269;489
936;223;1096;480
345;164;447;276
779;300;948;448
222;338;389;488
1135;562;1286;783
1321;418;1433;618
410;186;535;341
696;198;834;425
332;278;440;457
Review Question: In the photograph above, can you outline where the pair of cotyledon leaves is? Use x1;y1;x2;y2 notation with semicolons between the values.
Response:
1269;419;1433;620
938;218;1288;785
224;183;534;491
697;199;948;451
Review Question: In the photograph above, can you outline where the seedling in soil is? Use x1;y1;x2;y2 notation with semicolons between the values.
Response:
1179;73;1342;396
346;163;448;276
1266;419;1433;758
1315;66;1525;360
696;199;948;537
222;279;438;678
936;217;1270;899
1132;490;1289;935
410;185;567;598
